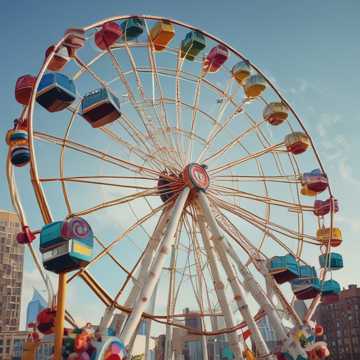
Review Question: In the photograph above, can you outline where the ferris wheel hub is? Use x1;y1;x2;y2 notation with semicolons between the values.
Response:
182;163;210;191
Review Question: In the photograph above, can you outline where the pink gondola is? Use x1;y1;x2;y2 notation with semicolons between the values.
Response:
203;44;228;73
63;28;85;57
313;198;339;216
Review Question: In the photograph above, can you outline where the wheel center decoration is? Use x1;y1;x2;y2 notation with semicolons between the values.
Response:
183;163;210;191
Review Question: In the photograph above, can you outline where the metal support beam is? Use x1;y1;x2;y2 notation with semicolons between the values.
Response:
197;211;243;360
121;188;190;345
197;191;272;359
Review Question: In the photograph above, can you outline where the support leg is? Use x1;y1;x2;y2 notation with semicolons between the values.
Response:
120;188;190;345
164;241;178;360
197;192;272;359
197;212;243;360
101;209;171;337
54;273;67;360
225;241;288;343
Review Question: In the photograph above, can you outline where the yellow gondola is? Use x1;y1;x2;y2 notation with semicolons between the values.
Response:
244;74;266;97
149;20;175;51
317;227;342;247
232;61;251;85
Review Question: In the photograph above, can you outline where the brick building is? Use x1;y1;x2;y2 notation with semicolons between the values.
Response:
315;284;360;360
0;210;24;332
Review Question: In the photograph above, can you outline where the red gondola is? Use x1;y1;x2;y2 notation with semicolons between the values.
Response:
95;21;122;50
45;45;69;71
15;75;36;105
37;308;56;335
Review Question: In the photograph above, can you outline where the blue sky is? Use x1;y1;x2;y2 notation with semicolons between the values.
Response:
1;1;360;329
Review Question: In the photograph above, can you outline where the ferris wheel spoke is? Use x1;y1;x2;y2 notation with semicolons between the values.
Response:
34;131;161;178
202;119;267;165
196;96;253;164
174;49;188;165
210;196;317;257
72;50;107;81
144;21;185;170
118;113;155;154
106;47;181;169
73;50;174;168
209;142;284;175
70;188;158;218
213;174;300;184
68;201;168;284
39;176;156;190
94;236;133;276
99;127;167;171
186;66;206;162
210;183;312;212
209;194;317;244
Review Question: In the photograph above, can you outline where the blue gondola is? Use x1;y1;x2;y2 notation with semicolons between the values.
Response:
81;88;121;128
36;72;76;112
8;130;30;167
181;31;206;61
321;279;341;304
268;254;299;284
39;217;93;273
121;17;145;40
291;266;321;300
319;253;343;270
11;146;30;167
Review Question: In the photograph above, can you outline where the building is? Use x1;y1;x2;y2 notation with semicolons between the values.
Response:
0;210;23;332
257;315;278;353
0;330;28;360
293;299;307;321
315;284;360;360
26;289;47;327
0;331;57;360
167;309;233;360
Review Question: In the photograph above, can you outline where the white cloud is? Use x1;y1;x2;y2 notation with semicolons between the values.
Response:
336;215;360;233
338;160;360;186
315;112;360;185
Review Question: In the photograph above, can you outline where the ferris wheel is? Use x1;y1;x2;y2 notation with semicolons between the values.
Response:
7;15;343;360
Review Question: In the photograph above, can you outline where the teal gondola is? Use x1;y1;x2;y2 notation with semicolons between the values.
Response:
268;254;299;284
39;217;93;273
36;73;76;112
291;266;321;300
321;279;341;304
319;253;343;270
180;31;206;61
121;17;145;40
81;88;121;128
